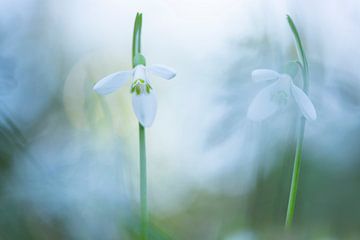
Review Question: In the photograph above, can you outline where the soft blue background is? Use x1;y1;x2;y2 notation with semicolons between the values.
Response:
0;0;359;239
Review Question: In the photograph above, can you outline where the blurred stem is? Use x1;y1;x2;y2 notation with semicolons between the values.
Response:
285;118;305;228
133;13;148;239
285;15;309;229
287;15;309;93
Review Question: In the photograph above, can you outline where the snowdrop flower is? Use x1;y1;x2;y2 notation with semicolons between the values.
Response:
93;64;176;127
247;69;316;121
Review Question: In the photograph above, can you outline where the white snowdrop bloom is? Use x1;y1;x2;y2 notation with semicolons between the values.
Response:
247;69;317;121
93;64;176;127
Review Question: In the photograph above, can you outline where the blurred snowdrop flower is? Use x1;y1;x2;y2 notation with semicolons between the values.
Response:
247;69;317;121
93;64;176;127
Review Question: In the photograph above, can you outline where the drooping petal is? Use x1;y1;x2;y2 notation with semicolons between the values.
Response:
147;64;176;80
93;70;132;95
132;91;157;127
252;69;280;82
247;81;284;121
290;83;317;120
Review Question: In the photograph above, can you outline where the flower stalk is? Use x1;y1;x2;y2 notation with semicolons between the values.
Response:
132;13;148;239
285;15;310;229
139;121;148;239
93;12;175;239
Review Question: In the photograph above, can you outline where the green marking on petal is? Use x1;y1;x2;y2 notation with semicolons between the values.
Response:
136;86;141;95
130;80;153;95
146;84;152;94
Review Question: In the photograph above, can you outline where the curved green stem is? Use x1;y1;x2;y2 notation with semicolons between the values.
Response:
285;15;309;229
132;13;148;239
287;15;309;93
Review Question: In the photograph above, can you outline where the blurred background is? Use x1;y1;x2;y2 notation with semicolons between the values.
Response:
0;0;360;239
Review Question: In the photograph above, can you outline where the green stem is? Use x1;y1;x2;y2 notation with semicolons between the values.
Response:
139;123;148;239
285;15;309;229
132;13;148;239
287;15;309;93
132;13;142;67
285;117;305;228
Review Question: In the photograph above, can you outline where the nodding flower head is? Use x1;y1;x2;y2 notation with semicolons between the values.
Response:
93;64;176;127
247;69;317;121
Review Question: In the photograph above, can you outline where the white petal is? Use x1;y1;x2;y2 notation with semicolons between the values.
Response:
290;83;317;120
147;64;176;80
93;70;132;95
252;69;280;82
247;81;282;121
132;91;157;127
133;65;146;80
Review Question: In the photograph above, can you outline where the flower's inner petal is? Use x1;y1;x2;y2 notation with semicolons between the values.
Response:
131;79;152;95
271;90;289;105
271;75;292;105
291;83;317;120
132;90;157;127
252;69;280;82
247;81;283;121
133;65;147;81
131;65;153;95
93;70;132;95
147;64;176;80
